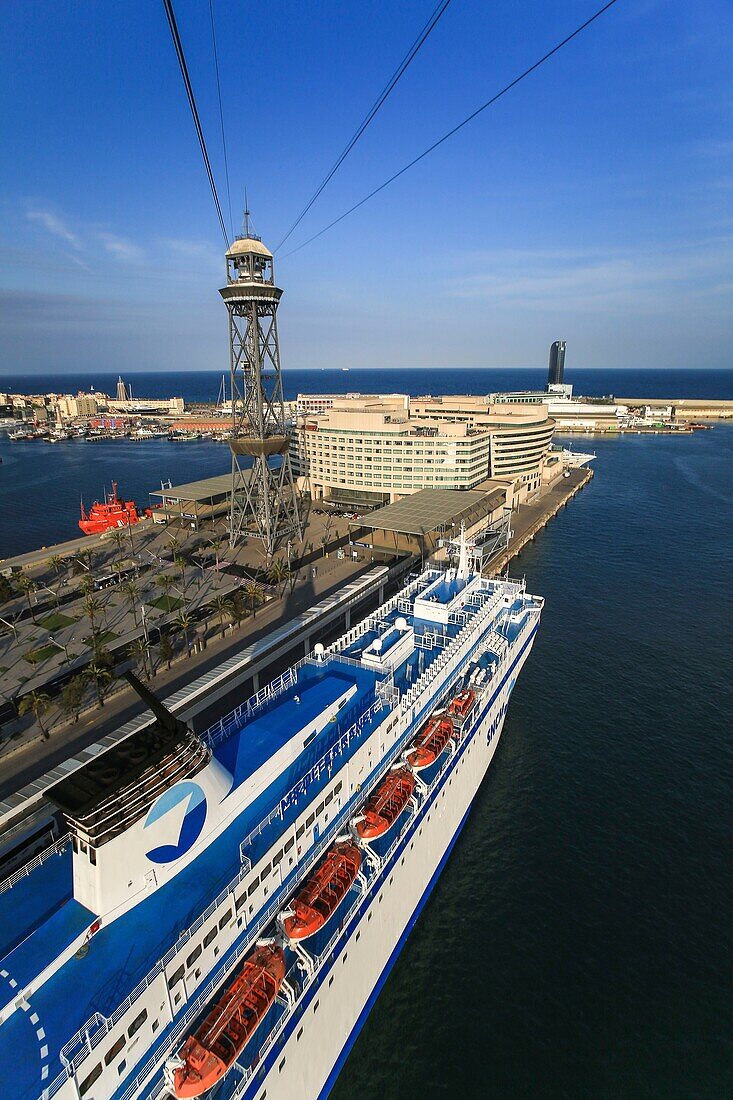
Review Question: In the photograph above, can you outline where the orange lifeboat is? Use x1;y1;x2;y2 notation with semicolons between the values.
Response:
355;767;415;840
171;943;285;1099
448;689;475;721
406;713;453;771
282;840;361;941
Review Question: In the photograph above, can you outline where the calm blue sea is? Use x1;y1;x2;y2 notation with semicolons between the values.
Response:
0;370;730;1092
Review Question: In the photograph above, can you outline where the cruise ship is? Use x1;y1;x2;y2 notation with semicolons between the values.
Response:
0;548;542;1100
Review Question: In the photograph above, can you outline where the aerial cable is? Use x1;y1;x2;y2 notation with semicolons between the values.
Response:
274;0;454;253
281;0;620;260
162;0;229;247
209;0;234;240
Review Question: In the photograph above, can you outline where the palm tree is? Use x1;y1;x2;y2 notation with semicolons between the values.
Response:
87;649;114;707
208;538;223;579
211;595;233;638
155;572;175;610
84;593;104;637
48;555;65;580
18;691;52;740
243;580;262;619
127;637;152;679
122;580;140;627
60;675;87;724
110;530;126;576
173;554;187;593
174;611;194;658
267;558;290;595
17;574;37;622
158;631;174;670
230;590;246;628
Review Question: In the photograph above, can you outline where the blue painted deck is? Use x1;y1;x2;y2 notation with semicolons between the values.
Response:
0;846;72;959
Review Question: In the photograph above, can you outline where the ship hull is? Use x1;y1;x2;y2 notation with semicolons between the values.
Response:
241;622;537;1100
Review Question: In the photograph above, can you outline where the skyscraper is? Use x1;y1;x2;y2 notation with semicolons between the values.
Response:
548;341;566;387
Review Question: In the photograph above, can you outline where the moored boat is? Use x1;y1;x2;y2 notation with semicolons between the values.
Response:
282;839;361;941
169;943;286;1099
355;766;414;840
406;712;453;771
79;480;151;534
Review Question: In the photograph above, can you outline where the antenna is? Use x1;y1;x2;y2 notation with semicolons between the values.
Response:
243;188;251;237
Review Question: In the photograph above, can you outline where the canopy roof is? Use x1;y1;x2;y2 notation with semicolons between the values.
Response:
226;236;273;259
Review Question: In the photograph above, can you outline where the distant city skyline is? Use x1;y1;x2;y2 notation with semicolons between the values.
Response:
1;1;732;375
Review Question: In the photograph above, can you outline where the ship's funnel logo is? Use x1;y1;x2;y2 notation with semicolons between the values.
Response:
144;780;207;864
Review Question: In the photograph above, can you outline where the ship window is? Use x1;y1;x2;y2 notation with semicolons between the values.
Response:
356;932;361;942
284;837;294;852
118;1060;126;1076
104;1035;126;1066
219;909;232;929
203;927;217;948
279;1058;286;1072
195;968;201;980
317;802;324;816
343;952;348;963
174;992;181;1005
89;846;96;865
329;974;335;986
313;1001;320;1013
168;965;184;989
127;1009;148;1038
80;1063;102;1095
378;894;383;903
368;912;372;922
296;826;305;840
236;892;248;911
152;1019;160;1033
325;792;333;807
306;813;315;828
186;945;202;968
72;836;78;853
297;1027;303;1041
273;849;283;866
261;863;271;878
247;877;260;896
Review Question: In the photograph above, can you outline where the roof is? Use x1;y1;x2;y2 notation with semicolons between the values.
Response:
149;473;235;502
226;236;273;259
360;487;505;536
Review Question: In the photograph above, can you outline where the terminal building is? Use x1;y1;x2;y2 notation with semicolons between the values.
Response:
291;393;556;508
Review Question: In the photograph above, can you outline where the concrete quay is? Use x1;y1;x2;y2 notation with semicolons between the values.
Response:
487;467;594;576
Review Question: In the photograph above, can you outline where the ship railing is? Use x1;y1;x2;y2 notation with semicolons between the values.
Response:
0;831;70;896
239;694;386;853
202;667;298;748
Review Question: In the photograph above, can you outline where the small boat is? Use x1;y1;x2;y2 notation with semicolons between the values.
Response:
406;713;453;771
282;839;361;941
355;766;414;840
169;943;286;1098
447;689;475;721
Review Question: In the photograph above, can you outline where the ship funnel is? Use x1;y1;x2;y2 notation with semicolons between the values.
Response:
123;671;188;738
457;522;470;581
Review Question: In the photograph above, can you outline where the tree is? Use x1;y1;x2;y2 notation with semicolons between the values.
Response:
155;572;175;609
87;648;114;707
208;538;223;579
267;558;290;595
127;637;152;680
110;530;126;576
122;580;140;627
211;595;233;638
17;574;37;622
84;593;104;637
158;631;174;670
173;554;187;593
0;575;14;605
174;611;194;657
18;691;52;740
60;675;87;724
48;555;65;580
230;590;246;628
243;580;262;618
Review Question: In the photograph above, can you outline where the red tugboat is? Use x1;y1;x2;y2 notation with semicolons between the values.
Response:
355;766;415;840
406;712;453;771
282;839;361;941
170;943;286;1099
78;481;150;535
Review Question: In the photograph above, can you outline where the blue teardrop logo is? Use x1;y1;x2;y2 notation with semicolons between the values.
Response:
144;780;207;864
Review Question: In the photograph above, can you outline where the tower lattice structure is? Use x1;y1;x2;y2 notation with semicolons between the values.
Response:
220;223;301;555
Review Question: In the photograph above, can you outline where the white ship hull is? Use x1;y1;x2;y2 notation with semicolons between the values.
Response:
239;619;537;1100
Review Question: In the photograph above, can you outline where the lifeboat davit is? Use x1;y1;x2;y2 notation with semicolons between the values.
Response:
170;943;285;1099
282;840;361;941
406;713;453;771
448;689;476;721
355;766;415;840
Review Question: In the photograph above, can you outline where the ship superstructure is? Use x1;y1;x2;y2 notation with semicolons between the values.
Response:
0;555;542;1100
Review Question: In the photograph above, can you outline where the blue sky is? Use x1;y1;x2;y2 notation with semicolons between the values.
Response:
1;0;731;375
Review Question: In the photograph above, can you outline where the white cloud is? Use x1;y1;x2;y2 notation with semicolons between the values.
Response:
26;207;83;251
97;232;144;264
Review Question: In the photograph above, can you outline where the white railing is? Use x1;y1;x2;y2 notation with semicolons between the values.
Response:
202;667;297;749
0;832;69;896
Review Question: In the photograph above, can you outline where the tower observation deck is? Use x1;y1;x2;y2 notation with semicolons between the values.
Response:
220;219;302;554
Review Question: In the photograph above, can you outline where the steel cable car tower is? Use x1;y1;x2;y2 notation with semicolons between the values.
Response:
220;212;302;554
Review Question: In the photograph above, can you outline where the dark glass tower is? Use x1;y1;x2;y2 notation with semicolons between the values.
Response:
548;341;566;387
